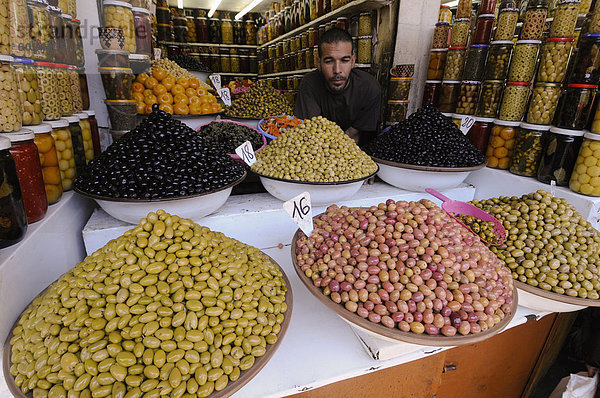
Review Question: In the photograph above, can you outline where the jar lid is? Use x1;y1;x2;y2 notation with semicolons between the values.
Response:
388;100;410;104
475;116;496;123
547;37;574;42
583;33;600;38
358;35;373;39
72;18;81;24
535;81;562;87
75;112;88;119
27;123;52;134
442;80;461;84
557;0;582;4
499;7;519;12
584;131;600;139
48;5;61;12
61;13;72;19
490;40;514;45
568;83;598;88
430;48;448;52
359;12;371;16
83;110;95;117
507;81;532;85
435;22;450;26
455;18;471;22
391;76;412;81
157;23;171;27
478;14;496;18
156;6;169;10
462;80;481;84
0;55;14;62
440;4;450;8
34;61;55;67
27;0;49;6
425;80;442;83
95;48;129;55
494;119;522;126
551;126;585;136
452;113;466;118
12;57;34;64
516;40;542;45
98;67;133;73
132;7;150;14
0;136;10;150
520;122;552;131
103;0;132;8
48;119;69;128
484;79;505;84
64;115;80;123
129;54;150;61
470;44;490;48
3;130;35;142
448;46;468;50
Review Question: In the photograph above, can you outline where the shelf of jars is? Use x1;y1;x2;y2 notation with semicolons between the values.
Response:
219;72;259;77
158;41;258;49
258;63;372;78
257;0;390;49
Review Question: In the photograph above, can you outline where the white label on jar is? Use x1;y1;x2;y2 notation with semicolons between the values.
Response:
235;140;256;166
283;192;314;236
209;74;222;90
460;115;475;134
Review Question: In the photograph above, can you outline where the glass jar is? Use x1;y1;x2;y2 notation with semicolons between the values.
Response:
443;47;467;81
526;82;562;124
68;67;82;113
580;0;592;13
450;18;471;48
550;0;580;38
72;18;84;67
358;12;371;36
155;6;169;24
476;80;504;117
0;55;23;133
499;81;531;121
14;59;43;126
47;118;74;190
83;110;100;157
196;17;208;42
537;126;583;184
186;16;197;42
478;0;497;15
484;40;513;80
301;32;309;49
157;23;172;42
221;18;233;44
439;80;461;113
60;14;75;66
78;68;89;110
439;5;452;24
48;6;64;63
63;115;86;176
494;7;519;40
389;77;411;101
220;53;230;73
432;22;451;49
520;2;549;40
569;33;600;84
386;100;409;125
357;36;372;64
30;123;62;204
209;18;221;43
306;49;314;68
173;25;188;43
75;112;93;163
103;1;136;53
468;117;495;154
457;0;472;19
297;50;305;69
234;20;245;45
54;64;72;116
427;49;447;80
473;14;496;45
5;130;47;223
9;0;32;58
537;38;573;83
99;66;134;100
0;0;9;55
486;119;520;168
422;80;442;107
569;132;600;195
132;7;151;55
28;0;52;61
455;80;481;115
0;136;27;247
507;40;541;82
555;83;597;129
463;44;489;81
508;122;550;176
230;53;240;73
34;61;59;121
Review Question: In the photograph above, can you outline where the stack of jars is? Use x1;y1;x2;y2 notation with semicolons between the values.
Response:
386;68;413;125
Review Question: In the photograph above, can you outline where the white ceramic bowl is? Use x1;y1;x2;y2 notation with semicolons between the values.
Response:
75;173;245;224
256;168;378;206
372;157;486;192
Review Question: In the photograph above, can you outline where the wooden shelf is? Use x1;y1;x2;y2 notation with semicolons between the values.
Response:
257;0;390;49
217;72;259;77
158;41;258;49
257;63;371;78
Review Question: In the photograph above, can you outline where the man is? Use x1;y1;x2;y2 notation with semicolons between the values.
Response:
294;28;381;146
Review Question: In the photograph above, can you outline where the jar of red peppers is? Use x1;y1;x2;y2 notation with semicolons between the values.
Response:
0;136;27;248
467;116;495;154
473;14;496;44
4;130;48;223
537;126;583;185
432;22;451;49
422;80;441;107
29;122;62;204
83;110;101;157
520;0;549;40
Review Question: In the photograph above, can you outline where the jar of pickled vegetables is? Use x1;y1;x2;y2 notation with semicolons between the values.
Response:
508;40;541;82
29;123;62;204
463;44;489;81
221;19;233;44
14;58;43;126
476;80;504;118
569;131;600;195
83;109;100;157
28;0;52;61
78;68;89;111
427;49;447;80
388;77;411;101
0;0;9;55
357;36;372;64
48;6;65;63
358;12;371;36
63;114;86;176
537;126;583;184
103;1;136;53
467;117;495;154
486;119;520;168
439;80;461;113
4;130;47;223
550;0;580;38
499;81;531;121
555;84;597;129
580;0;592;13
521;1;549;40
525;82;562;125
68;67;82;113
9;0;32;58
386;100;409;124
60;14;75;66
509;122;550;176
439;5;452;24
422;80;442;107
473;14;496;45
455;80;481;115
457;0;472;19
0;136;27;248
484;40;514;80
450;18;471;48
0;55;23;133
537;38;573;83
432;22;451;49
443;47;467;80
54;64;73;117
494;7;519;40
568;33;600;84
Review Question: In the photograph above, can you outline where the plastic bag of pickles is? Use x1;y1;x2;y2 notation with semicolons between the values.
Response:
8;210;288;397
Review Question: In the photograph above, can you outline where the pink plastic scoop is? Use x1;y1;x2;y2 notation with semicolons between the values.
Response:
425;188;507;245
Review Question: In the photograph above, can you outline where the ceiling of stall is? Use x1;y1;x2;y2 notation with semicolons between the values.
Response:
167;0;272;14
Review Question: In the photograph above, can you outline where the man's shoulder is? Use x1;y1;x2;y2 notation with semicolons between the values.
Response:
351;69;381;94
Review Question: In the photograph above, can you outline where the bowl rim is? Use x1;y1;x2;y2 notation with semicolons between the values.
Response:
136;111;224;118
253;165;379;186
195;119;268;160
371;155;487;172
257;115;304;140
73;170;247;203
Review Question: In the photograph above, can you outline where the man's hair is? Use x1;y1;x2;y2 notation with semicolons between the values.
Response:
318;27;354;57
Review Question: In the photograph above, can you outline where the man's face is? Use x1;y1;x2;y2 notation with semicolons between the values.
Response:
317;41;355;93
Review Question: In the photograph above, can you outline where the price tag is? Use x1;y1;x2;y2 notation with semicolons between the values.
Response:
209;74;222;90
460;115;475;134
234;141;256;166
153;48;161;60
283;192;314;236
217;87;232;106
550;180;556;197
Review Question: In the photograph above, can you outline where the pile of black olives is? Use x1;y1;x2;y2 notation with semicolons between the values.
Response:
364;104;486;168
75;108;245;199
198;121;264;153
168;54;211;72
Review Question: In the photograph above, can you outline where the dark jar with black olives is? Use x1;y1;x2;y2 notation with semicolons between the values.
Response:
0;135;28;248
537;126;584;185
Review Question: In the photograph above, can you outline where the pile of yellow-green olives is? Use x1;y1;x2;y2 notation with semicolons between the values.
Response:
472;191;600;299
8;210;288;398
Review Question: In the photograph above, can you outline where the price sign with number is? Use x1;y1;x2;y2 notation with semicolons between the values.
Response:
217;87;232;106
460;115;475;135
209;74;222;90
283;192;314;236
234;141;256;166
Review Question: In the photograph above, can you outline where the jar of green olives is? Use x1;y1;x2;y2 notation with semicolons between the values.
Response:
526;82;562;125
54;64;73;117
14;58;43;126
554;83;597;129
569;131;600;195
507;40;541;82
34;61;60;121
439;80;461;113
455;80;481;115
476;80;504;118
484;40;514;80
550;0;580;38
509;122;550;176
450;18;471;47
0;55;23;133
443;46;467;81
494;7;519;40
538;126;583;185
499;81;532;121
537;37;573;83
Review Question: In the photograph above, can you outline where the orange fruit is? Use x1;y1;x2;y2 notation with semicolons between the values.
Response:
144;104;155;114
174;103;189;115
144;94;157;105
171;84;185;96
207;95;217;104
162;75;176;90
189;96;201;105
210;103;221;113
144;76;158;89
199;95;210;104
188;78;200;89
132;82;145;93
185;87;197;97
200;104;211;114
132;92;144;102
159;103;173;114
158;92;173;105
176;77;189;89
143;89;154;97
189;103;202;115
196;87;207;96
174;94;189;105
152;67;167;81
136;102;146;114
136;73;149;84
153;84;167;96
